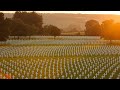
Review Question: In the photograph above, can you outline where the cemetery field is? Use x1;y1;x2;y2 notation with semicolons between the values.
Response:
0;36;120;79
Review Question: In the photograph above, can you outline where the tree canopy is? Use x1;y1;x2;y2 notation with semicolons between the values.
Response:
0;13;11;41
43;25;61;39
101;19;120;41
85;20;101;36
1;12;120;42
13;11;43;35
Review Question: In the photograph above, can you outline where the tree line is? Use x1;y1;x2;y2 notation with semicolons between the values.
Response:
0;12;120;41
0;11;61;41
85;19;120;42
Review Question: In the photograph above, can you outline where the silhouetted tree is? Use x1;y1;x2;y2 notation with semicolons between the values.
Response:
0;13;11;41
43;25;61;39
10;19;39;39
85;20;101;36
101;19;114;43
113;23;120;40
10;19;28;39
13;11;43;35
25;24;39;39
0;13;4;23
101;19;120;44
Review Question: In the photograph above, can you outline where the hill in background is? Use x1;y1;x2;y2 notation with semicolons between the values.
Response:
4;13;120;32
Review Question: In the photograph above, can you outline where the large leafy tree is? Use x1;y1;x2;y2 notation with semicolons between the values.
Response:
101;19;114;43
101;19;120;43
43;25;61;39
0;13;4;23
10;18;38;39
13;11;43;35
85;20;101;36
25;24;39;39
113;23;120;39
10;19;28;39
0;13;11;41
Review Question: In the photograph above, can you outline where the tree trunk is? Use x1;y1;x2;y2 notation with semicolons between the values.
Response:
18;36;19;40
54;36;56;40
29;36;31;40
109;36;112;44
110;39;112;44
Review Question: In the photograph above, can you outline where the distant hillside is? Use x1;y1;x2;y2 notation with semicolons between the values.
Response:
63;24;82;32
4;13;120;31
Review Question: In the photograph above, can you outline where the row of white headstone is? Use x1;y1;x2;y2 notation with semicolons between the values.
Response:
8;36;101;40
0;56;119;79
5;39;110;45
1;45;120;58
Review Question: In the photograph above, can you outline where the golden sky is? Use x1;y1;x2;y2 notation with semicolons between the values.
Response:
1;11;120;15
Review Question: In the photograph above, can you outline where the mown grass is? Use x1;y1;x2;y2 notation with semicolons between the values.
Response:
0;54;119;79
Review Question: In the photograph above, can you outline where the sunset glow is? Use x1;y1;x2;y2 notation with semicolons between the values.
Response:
0;11;120;79
1;11;120;15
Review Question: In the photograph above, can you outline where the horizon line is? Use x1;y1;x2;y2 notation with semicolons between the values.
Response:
1;11;120;15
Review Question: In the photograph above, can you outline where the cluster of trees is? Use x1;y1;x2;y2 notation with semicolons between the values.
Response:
0;12;61;41
13;11;43;36
85;19;120;41
1;11;120;42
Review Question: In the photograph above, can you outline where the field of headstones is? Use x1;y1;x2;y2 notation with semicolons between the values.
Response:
0;36;120;79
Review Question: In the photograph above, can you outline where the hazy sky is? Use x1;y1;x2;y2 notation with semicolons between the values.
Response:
1;11;120;15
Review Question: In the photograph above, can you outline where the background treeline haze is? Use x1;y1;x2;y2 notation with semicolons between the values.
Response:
0;11;120;41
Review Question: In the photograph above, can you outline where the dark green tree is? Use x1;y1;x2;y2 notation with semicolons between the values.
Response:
0;13;4;23
0;13;11;41
10;19;28;39
43;25;61;39
25;24;39;39
13;11;43;35
85;20;101;36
